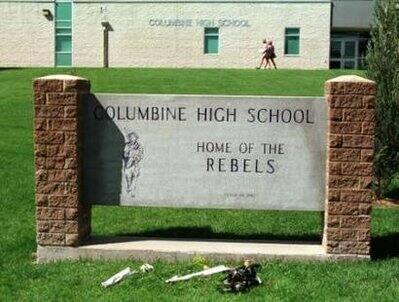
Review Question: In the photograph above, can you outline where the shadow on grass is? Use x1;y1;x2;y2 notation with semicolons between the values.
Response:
384;189;399;200
90;226;322;244
0;67;21;72
371;233;399;260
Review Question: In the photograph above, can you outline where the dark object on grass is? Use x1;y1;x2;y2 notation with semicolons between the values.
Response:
220;261;262;293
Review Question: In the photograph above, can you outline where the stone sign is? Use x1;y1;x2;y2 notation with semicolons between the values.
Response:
33;75;375;259
83;94;327;210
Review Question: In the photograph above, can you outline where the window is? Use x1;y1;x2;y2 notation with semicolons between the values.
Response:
204;28;219;54
330;36;368;70
55;1;72;66
330;40;342;59
284;28;300;55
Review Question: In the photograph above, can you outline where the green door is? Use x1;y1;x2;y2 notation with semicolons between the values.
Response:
55;2;72;67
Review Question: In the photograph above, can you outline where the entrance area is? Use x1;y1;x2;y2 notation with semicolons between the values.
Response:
330;34;369;69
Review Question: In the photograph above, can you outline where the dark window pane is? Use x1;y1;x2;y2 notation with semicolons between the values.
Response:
330;60;341;69
344;41;356;58
285;28;299;35
344;60;355;69
56;28;72;34
330;41;342;59
205;27;219;35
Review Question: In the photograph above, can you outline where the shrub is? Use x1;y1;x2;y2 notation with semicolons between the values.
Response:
366;0;399;198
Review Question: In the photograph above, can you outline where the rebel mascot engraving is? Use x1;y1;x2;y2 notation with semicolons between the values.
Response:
83;94;326;211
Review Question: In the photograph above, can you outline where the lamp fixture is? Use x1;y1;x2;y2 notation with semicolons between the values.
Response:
42;9;51;17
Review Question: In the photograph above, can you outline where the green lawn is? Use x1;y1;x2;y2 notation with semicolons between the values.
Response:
0;68;398;301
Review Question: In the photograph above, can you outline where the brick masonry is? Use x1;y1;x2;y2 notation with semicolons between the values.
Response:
323;75;375;256
34;75;91;246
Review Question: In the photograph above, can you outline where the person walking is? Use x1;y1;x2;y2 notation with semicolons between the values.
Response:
256;39;270;69
266;40;277;69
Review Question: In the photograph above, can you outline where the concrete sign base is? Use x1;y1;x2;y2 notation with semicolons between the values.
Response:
36;237;369;263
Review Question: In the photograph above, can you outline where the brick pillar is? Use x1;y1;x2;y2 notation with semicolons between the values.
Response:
323;75;375;257
33;75;91;247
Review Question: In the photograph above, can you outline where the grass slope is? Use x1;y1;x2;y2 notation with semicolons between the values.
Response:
0;68;398;301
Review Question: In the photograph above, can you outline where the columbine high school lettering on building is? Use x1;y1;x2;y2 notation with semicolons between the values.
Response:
0;0;373;69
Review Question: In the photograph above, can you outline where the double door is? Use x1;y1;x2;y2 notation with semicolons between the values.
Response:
330;38;358;69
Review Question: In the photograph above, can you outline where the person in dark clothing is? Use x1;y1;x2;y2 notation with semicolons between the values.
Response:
265;40;277;69
256;39;269;69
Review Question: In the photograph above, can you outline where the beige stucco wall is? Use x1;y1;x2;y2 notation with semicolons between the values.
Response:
0;1;331;69
0;1;54;67
74;1;331;69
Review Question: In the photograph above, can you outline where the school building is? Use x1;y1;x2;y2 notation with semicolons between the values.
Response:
0;0;374;69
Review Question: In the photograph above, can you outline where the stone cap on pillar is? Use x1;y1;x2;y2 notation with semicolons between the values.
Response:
33;74;90;93
35;74;88;81
326;75;375;83
325;75;375;95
